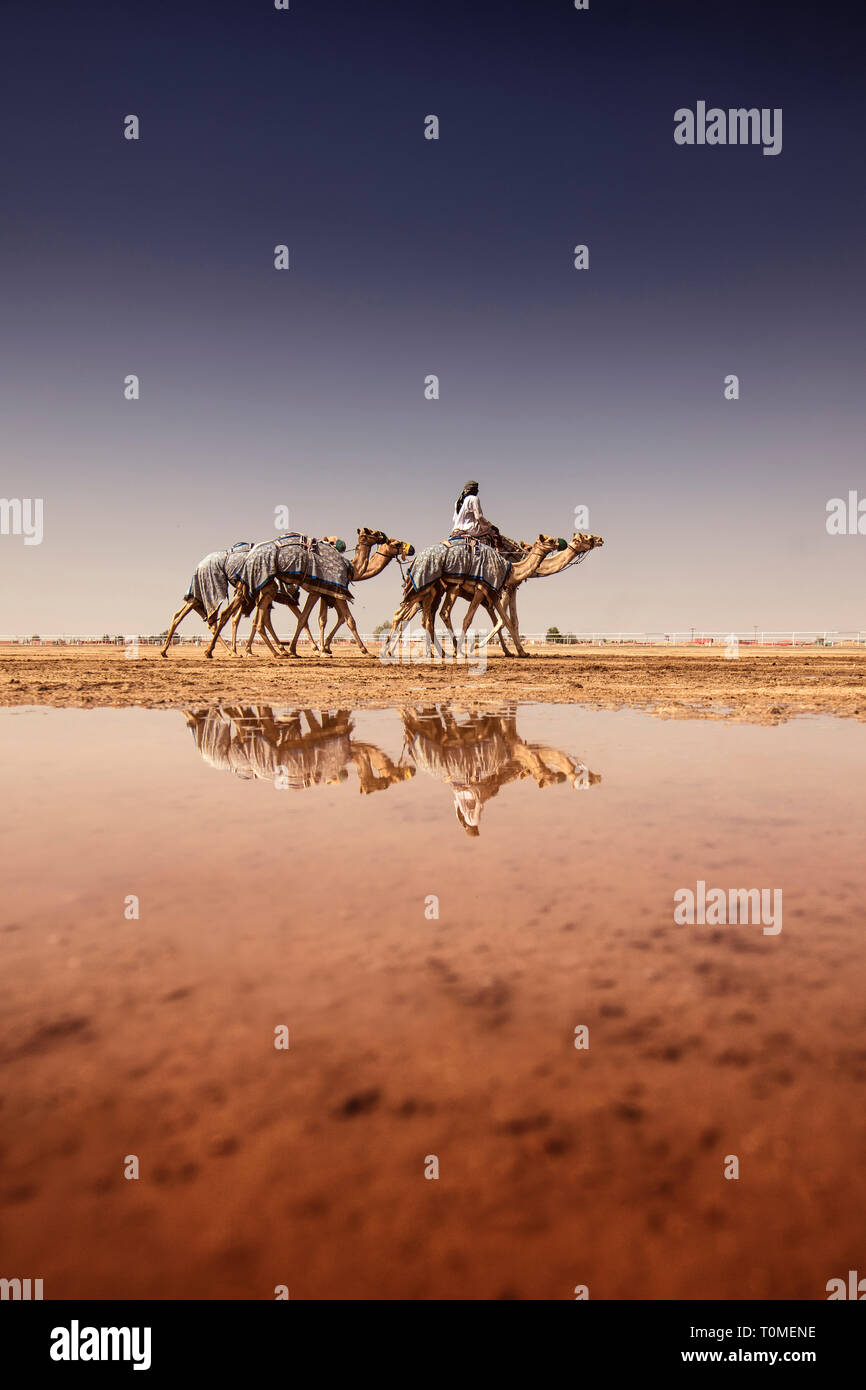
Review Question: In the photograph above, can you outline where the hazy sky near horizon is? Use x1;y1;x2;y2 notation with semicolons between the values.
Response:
1;0;864;636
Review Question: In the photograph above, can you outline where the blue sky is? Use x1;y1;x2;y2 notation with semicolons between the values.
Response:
1;0;863;634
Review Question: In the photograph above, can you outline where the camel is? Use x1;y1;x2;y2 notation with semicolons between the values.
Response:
182;706;415;794
159;543;319;658
243;531;415;660
466;529;604;652
386;583;513;657
240;531;380;660
159;543;253;657
385;534;560;659
401;704;601;834
203;530;378;659
397;530;604;658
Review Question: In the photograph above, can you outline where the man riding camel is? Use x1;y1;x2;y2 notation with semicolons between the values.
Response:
449;481;520;555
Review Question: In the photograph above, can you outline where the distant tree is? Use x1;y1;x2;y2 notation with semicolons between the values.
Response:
373;621;392;637
546;625;561;644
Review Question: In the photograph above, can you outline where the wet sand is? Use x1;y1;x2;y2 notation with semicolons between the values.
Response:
1;704;865;1299
2;644;866;723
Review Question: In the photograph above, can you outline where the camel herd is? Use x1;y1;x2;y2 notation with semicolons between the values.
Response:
160;525;603;660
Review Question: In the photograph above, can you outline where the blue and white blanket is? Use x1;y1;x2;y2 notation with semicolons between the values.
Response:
407;538;512;596
237;535;353;599
185;542;253;621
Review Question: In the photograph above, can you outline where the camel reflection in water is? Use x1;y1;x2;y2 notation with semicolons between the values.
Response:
182;704;600;831
402;705;600;835
183;707;414;794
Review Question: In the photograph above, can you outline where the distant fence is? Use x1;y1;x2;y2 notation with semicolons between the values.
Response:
2;630;864;649
524;630;866;647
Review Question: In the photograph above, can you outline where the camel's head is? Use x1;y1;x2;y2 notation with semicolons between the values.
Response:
379;535;415;558
571;532;603;551
357;527;389;546
533;533;560;555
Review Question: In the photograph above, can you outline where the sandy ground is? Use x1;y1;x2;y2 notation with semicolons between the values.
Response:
2;644;865;722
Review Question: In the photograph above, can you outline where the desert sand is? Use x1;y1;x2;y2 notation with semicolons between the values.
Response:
2;644;865;722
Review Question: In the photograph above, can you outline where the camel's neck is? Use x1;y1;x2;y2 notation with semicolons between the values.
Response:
355;547;397;580
349;539;373;580
511;545;550;581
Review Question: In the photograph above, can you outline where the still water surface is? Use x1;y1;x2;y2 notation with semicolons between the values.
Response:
1;704;864;1298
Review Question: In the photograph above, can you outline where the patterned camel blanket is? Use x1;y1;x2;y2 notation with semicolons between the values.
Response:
185;708;353;786
185;542;253;622
407;729;510;785
407;538;512;596
237;535;353;599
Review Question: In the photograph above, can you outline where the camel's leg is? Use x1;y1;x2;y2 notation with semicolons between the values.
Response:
289;591;319;656
438;586;460;657
476;589;513;651
503;590;521;653
204;593;241;658
421;589;444;658
485;591;527;656
229;599;248;654
323;600;369;655
478;612;504;649
283;601;319;652
484;598;513;655
341;604;371;656
458;591;485;656
384;596;421;656
275;595;319;651
244;596;264;655
260;602;291;658
241;582;287;658
160;599;198;656
260;585;294;657
226;586;254;650
207;621;234;656
245;588;276;656
318;600;330;655
255;591;290;659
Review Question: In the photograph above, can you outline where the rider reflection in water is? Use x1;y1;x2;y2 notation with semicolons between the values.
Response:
403;706;600;837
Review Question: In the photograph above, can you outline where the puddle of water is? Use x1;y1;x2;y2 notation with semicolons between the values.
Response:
1;704;865;1299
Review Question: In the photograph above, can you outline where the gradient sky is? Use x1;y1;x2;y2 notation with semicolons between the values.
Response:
1;0;864;636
